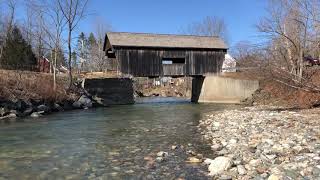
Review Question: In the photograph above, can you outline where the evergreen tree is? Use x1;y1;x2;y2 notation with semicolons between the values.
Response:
0;26;37;70
76;32;89;71
71;51;77;69
88;33;97;50
77;32;88;60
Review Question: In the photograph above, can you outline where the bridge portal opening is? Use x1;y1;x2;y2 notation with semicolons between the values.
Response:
162;58;185;65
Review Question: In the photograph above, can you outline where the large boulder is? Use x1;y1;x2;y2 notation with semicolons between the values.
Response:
22;108;34;117
79;95;93;108
60;100;74;111
208;156;232;176
14;99;29;112
37;104;51;113
73;95;93;109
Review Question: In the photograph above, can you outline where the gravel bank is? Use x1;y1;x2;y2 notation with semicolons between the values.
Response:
199;106;320;179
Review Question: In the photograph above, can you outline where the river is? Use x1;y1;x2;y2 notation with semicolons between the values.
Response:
0;97;239;180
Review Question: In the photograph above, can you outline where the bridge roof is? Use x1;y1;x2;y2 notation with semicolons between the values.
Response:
105;32;228;50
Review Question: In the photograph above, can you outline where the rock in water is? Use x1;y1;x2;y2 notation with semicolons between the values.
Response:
0;107;10;117
37;105;50;113
156;151;168;157
22;108;33;116
0;113;17;120
30;111;44;118
72;101;82;109
53;103;64;111
78;95;93;108
208;156;232;176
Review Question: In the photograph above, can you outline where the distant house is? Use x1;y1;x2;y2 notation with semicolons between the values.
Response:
38;57;51;73
38;57;68;74
222;54;237;72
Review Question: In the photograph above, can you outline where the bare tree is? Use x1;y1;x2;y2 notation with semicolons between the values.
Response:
57;0;89;89
89;19;112;71
257;0;314;82
0;0;16;61
182;16;229;44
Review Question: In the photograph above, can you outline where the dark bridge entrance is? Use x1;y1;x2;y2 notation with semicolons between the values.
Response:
103;32;228;77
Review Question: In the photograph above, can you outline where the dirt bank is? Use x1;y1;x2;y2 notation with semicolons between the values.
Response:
0;70;98;121
223;71;320;108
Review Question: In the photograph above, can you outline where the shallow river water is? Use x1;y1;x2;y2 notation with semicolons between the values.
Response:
0;98;239;180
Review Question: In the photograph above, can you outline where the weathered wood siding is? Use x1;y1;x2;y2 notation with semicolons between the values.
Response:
163;64;186;76
114;47;226;77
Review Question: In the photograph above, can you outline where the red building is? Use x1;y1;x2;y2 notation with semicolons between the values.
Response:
38;57;51;73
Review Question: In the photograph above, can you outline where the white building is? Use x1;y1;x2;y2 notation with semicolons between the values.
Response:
222;54;237;72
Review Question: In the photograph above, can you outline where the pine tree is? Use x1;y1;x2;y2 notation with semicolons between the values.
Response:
88;33;97;49
0;26;37;70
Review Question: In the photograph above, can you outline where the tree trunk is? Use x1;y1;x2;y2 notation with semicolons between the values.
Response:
54;48;57;91
68;28;73;89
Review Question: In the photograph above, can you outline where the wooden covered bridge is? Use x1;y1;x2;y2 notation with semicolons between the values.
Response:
103;32;228;77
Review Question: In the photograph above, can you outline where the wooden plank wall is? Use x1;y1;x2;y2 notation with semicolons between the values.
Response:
115;47;226;77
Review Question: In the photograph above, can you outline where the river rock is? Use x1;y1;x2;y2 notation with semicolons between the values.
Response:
156;151;168;157
0;113;17;120
37;105;50;113
156;157;164;162
268;174;280;180
31;111;44;118
186;157;202;163
72;101;82;109
78;95;93;108
0;107;7;116
237;165;247;175
14;99;29;111
208;156;232;176
22;107;34;116
171;145;178;150
53;103;64;111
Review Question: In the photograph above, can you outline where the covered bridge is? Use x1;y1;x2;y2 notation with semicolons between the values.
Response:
103;32;228;77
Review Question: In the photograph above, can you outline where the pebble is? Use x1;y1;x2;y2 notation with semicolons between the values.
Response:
171;145;178;150
186;157;202;163
198;106;320;179
237;165;247;175
156;151;168;157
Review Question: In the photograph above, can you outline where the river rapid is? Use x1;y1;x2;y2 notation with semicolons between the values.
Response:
0;97;239;180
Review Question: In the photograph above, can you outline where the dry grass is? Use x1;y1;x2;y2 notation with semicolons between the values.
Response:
80;71;119;79
0;70;71;102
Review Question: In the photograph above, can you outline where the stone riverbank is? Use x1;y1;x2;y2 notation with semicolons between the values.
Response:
198;106;320;179
0;95;95;121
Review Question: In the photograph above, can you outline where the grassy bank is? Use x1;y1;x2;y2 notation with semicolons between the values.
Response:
0;70;85;120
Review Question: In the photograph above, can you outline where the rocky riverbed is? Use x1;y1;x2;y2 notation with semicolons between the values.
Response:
199;106;320;179
0;94;96;121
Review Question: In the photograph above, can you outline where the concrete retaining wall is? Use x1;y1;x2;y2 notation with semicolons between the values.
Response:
84;78;134;105
192;76;259;103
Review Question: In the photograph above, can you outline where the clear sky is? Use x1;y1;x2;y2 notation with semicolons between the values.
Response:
9;0;268;50
82;0;268;49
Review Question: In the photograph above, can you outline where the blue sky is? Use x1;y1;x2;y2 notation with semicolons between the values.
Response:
82;0;268;49
9;0;268;50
